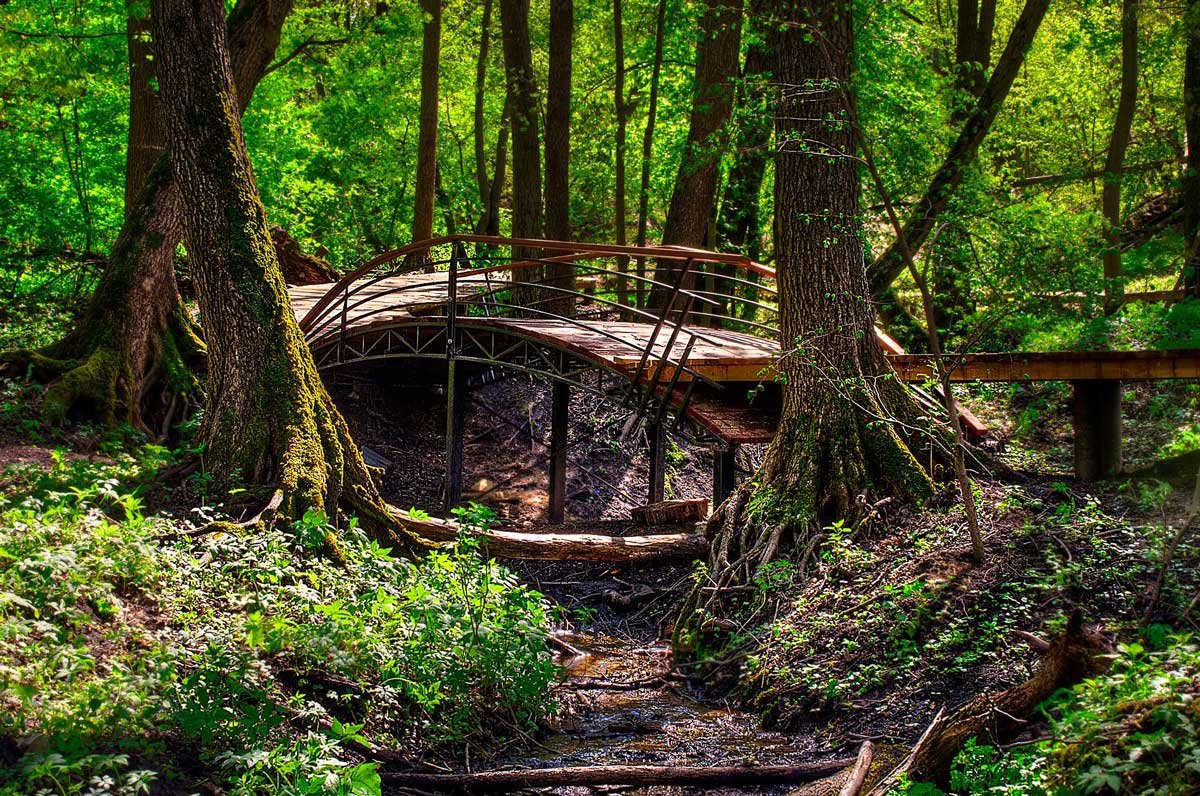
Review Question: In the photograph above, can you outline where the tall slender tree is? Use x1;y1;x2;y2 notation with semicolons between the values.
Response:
868;0;1052;297
2;0;293;430
474;0;495;221
544;0;575;310
1102;0;1139;314
124;1;163;216
613;0;630;301
1185;0;1200;297
411;0;443;257
499;0;543;282
659;0;743;250
150;0;417;548
634;0;668;308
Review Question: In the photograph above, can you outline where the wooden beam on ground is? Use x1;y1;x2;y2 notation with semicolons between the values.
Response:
379;759;857;793
390;508;708;563
632;498;709;524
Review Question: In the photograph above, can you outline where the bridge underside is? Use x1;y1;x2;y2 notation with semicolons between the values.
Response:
289;237;1200;519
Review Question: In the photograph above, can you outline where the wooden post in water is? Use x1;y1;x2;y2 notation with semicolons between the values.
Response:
1071;379;1122;480
648;421;666;503
549;381;570;523
712;444;737;507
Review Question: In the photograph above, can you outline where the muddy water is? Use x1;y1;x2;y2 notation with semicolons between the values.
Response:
493;628;836;794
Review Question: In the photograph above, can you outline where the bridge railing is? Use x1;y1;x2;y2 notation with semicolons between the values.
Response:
298;235;779;422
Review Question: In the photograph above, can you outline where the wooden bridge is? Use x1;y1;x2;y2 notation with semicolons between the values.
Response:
291;235;1200;520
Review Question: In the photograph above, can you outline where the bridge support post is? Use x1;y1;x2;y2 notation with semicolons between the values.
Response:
648;421;666;504
444;362;467;511
548;382;570;524
1071;379;1122;480
712;445;738;507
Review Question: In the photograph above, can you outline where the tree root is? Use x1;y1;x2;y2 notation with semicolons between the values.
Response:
1;304;204;435
869;614;1114;792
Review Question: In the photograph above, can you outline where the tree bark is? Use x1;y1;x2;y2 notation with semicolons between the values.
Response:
634;0;668;308
690;0;934;609
1186;0;1200;298
613;0;630;302
1102;0;1139;315
543;0;575;310
868;0;1051;297
151;0;418;552
124;3;163;216
411;0;442;262
3;0;292;431
473;0;494;214
499;0;544;287
659;0;743;251
476;97;512;237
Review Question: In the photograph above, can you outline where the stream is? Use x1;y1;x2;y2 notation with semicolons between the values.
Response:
491;620;838;795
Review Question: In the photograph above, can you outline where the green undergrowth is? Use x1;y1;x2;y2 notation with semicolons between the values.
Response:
727;481;1188;730
0;450;556;795
898;635;1200;795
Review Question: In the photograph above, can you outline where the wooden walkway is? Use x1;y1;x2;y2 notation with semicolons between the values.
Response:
290;271;1200;492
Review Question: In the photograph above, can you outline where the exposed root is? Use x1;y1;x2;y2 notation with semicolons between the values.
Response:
1;302;204;435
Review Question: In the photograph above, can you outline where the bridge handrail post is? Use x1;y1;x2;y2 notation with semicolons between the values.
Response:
626;257;695;402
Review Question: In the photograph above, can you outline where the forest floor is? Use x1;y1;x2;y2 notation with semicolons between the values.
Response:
328;372;1200;794
1;372;1195;793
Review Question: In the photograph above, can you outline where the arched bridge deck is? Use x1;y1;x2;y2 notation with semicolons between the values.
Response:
290;235;1200;517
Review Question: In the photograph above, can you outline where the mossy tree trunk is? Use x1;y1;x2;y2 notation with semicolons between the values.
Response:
3;0;292;432
691;0;935;615
151;0;419;553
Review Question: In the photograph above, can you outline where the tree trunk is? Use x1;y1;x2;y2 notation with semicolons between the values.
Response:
544;0;575;310
868;0;1051;297
1186;0;1200;298
474;0;494;214
3;0;292;431
499;0;543;286
660;0;742;250
151;0;418;552
613;0;630;302
411;0;442;262
1103;0;1139;315
954;0;995;99
715;24;772;318
691;0;934;609
634;0;667;308
476;97;511;237
716;40;771;259
124;3;163;216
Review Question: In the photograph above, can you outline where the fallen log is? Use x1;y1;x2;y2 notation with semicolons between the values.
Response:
390;508;709;563
870;613;1113;792
839;741;875;796
380;759;857;793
